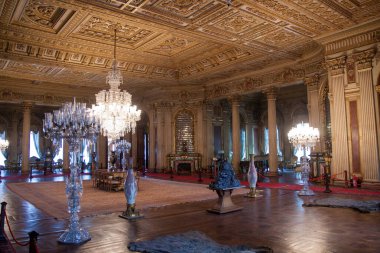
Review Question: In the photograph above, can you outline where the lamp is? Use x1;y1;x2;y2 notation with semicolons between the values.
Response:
43;98;100;244
288;122;319;196
92;28;141;142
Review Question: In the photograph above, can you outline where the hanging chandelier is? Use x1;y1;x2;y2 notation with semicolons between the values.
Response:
288;122;320;150
92;28;141;142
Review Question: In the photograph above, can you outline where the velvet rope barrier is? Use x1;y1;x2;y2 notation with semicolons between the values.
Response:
4;209;29;247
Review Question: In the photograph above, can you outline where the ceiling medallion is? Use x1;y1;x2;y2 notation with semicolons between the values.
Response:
92;27;141;142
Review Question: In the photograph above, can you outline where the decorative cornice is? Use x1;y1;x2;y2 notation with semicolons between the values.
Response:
325;56;346;76
353;48;376;70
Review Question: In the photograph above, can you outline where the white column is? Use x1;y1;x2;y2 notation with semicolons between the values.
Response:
265;87;278;176
21;102;32;174
132;131;137;169
355;49;379;181
326;56;350;180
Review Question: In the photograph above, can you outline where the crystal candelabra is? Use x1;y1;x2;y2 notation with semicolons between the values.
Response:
115;139;131;170
43;98;100;244
288;122;319;196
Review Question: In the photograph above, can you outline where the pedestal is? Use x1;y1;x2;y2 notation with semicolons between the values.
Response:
207;187;243;214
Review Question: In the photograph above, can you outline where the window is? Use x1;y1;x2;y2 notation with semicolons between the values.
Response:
264;127;282;156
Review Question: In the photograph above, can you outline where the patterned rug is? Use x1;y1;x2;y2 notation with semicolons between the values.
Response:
303;197;380;213
7;177;246;219
128;231;273;253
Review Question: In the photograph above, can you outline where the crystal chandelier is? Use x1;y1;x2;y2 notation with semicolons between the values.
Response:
288;122;319;196
288;122;320;150
92;28;141;142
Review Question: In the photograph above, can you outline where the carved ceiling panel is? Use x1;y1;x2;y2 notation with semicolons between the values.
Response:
0;0;379;102
11;0;75;33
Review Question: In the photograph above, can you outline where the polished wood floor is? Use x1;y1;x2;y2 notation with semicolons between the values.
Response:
1;171;380;253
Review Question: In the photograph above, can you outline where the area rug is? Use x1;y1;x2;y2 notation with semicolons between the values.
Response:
128;231;273;253
303;197;380;213
7;178;246;219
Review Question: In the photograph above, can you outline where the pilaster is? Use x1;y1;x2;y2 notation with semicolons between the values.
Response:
325;56;350;179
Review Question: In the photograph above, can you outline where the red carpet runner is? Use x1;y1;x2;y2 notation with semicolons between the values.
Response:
146;172;380;196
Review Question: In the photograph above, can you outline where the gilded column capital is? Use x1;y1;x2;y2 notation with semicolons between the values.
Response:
325;56;346;76
304;74;320;89
228;95;241;105
263;86;277;100
21;101;33;112
353;48;376;70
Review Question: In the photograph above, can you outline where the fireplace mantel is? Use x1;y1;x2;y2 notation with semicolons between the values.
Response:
167;153;202;174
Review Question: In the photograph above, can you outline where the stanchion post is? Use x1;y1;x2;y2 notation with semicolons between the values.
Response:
29;165;33;179
198;168;202;183
170;166;174;180
0;202;7;242
28;231;39;253
344;170;349;188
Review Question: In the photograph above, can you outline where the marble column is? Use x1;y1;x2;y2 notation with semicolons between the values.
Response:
9;112;19;162
132;132;137;169
230;96;241;173
305;74;322;152
63;139;69;172
21;102;32;174
355;49;379;181
325;56;350;180
265;87;278;176
164;104;173;165
96;134;107;169
148;108;156;171
156;105;164;170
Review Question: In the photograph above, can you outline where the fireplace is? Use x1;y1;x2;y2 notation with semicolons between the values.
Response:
176;161;192;175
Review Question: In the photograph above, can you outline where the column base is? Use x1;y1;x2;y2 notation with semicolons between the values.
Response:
266;171;279;177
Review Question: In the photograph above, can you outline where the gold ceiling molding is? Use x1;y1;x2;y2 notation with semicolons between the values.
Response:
0;0;379;102
0;88;90;106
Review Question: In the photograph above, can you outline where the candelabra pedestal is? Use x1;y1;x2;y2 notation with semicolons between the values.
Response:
58;140;91;244
298;155;314;196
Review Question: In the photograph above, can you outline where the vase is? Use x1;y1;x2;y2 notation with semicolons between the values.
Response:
246;154;262;198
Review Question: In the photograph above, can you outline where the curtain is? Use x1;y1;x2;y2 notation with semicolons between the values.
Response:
240;129;246;160
276;128;282;156
32;131;41;158
29;131;40;158
264;128;269;154
0;131;7;166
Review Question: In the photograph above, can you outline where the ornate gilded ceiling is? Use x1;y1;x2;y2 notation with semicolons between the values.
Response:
0;0;379;104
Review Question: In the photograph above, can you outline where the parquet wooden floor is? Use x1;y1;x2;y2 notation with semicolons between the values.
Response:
1;172;380;253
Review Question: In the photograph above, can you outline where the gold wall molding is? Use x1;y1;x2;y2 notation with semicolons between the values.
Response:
325;56;346;76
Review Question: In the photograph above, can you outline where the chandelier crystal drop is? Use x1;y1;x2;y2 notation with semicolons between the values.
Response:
92;28;141;142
